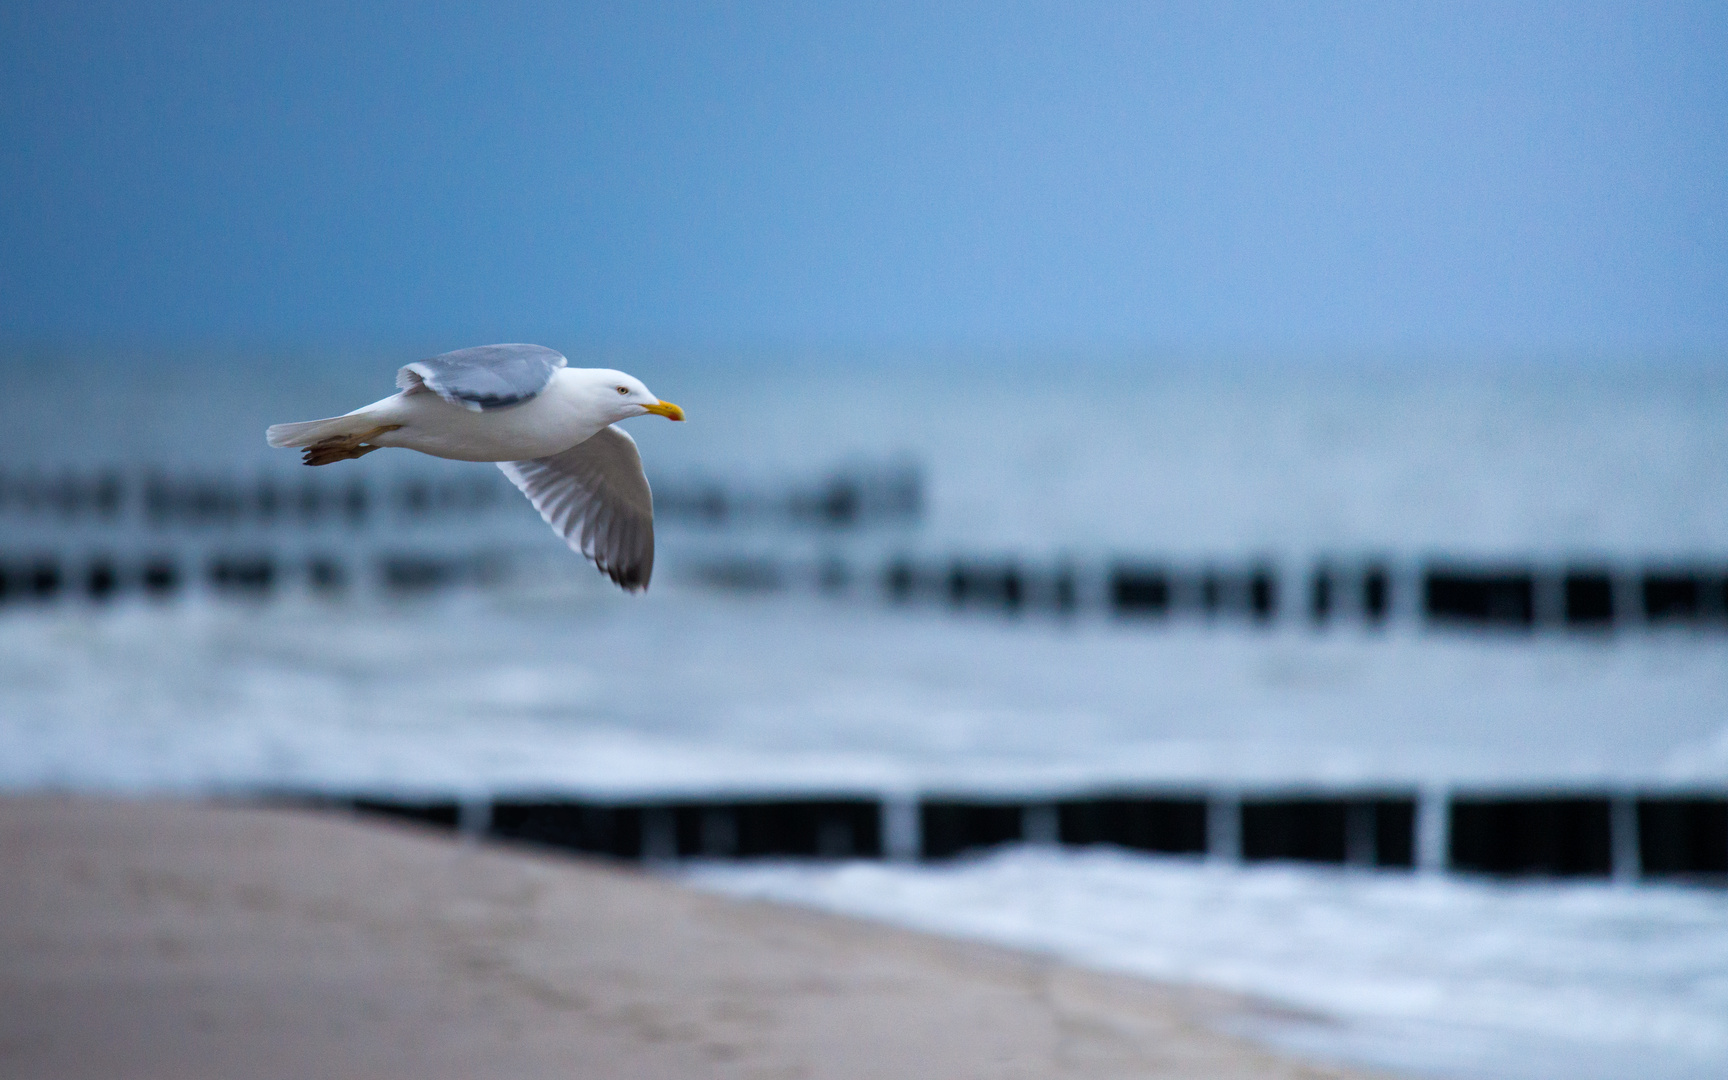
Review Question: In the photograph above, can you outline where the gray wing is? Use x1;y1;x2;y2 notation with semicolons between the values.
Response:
397;344;567;412
497;425;655;591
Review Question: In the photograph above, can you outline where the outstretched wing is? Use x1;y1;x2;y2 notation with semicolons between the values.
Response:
497;425;655;591
397;344;567;412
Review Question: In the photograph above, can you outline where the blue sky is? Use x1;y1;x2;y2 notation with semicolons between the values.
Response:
1;1;1724;354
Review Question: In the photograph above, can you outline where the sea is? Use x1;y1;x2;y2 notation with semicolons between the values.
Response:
3;347;1727;1079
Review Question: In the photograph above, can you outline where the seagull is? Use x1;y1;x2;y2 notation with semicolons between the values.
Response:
266;344;684;591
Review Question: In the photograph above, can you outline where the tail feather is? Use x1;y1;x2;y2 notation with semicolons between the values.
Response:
266;415;365;448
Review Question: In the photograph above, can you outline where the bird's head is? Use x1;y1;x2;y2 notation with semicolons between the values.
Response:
583;368;685;424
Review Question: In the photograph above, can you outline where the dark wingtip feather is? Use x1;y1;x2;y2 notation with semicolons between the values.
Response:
609;562;649;592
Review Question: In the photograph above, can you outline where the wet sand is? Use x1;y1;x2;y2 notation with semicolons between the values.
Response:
0;796;1382;1079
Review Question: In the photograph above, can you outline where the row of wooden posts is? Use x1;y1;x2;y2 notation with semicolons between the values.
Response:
890;559;1728;629
10;546;1727;635
0;466;921;530
334;788;1728;883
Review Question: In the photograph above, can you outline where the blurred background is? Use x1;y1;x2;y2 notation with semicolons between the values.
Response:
4;3;1728;1078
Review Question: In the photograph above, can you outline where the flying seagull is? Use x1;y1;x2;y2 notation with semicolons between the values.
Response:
266;344;684;591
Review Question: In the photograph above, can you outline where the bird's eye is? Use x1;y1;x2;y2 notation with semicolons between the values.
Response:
616;386;628;395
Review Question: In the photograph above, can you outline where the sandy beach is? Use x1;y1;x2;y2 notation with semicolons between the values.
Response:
0;796;1382;1079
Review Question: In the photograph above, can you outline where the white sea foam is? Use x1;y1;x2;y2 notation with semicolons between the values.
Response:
687;848;1728;1080
1;592;1725;795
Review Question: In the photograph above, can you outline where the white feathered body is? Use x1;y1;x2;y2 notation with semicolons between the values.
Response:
272;368;622;462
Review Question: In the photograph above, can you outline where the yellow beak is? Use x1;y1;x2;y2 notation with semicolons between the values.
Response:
642;399;685;421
